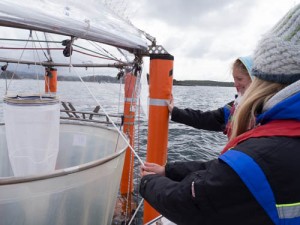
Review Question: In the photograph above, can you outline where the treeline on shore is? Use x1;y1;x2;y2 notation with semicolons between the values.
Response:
0;71;120;83
173;79;234;87
0;71;234;87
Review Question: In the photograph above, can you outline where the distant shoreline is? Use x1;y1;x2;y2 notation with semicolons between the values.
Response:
0;71;234;87
173;79;234;87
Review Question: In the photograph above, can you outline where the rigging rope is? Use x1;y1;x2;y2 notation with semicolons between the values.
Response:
69;63;144;165
128;199;144;225
30;31;43;95
0;37;119;60
88;40;120;61
5;32;32;93
1;33;146;223
43;33;53;62
122;70;140;224
0;46;125;62
2;32;145;166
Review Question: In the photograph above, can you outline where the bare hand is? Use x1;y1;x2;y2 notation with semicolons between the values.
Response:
167;95;174;113
140;162;166;177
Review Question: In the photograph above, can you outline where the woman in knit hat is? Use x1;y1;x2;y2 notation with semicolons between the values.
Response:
168;56;253;138
140;4;300;225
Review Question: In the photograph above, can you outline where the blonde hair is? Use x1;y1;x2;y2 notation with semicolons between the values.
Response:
232;59;249;76
229;78;286;141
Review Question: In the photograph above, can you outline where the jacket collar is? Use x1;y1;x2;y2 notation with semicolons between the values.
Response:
257;80;300;125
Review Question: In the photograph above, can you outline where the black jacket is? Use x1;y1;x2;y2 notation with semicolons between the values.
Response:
140;136;300;225
171;102;233;132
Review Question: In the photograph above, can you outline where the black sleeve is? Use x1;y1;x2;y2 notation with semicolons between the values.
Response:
139;173;206;225
139;160;213;224
139;159;228;225
139;158;272;225
165;160;209;181
171;106;226;131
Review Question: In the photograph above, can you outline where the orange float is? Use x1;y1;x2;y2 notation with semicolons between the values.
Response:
45;68;57;93
143;54;174;224
119;71;137;217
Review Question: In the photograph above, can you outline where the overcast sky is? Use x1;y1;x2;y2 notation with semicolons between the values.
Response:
0;1;297;82
125;0;298;82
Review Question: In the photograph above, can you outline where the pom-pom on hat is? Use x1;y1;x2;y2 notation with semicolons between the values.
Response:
252;4;300;84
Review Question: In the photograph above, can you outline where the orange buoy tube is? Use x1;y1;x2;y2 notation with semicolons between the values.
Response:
45;68;58;93
143;54;174;224
119;72;137;217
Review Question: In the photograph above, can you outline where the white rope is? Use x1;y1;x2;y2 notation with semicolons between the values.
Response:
72;68;147;223
31;32;44;96
6;32;31;93
118;76;122;114
5;31;46;96
123;72;142;223
124;148;133;224
3;32;147;223
69;64;144;166
128;199;144;225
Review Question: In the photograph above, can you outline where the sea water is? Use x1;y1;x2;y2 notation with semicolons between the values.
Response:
0;79;235;162
0;79;235;224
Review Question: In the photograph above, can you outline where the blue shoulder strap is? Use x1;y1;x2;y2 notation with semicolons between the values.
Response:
219;150;279;225
223;105;231;125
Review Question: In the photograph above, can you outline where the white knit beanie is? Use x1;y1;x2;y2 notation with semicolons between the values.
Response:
252;4;300;84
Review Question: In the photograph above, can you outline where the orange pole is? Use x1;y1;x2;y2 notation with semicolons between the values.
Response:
45;68;57;93
143;54;174;224
120;72;137;215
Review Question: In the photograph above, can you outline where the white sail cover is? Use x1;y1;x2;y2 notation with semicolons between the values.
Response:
0;0;148;52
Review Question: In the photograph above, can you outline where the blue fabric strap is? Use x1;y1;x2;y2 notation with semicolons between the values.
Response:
223;105;231;125
219;150;279;225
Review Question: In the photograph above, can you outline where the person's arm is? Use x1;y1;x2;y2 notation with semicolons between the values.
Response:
165;160;209;181
140;161;209;182
139;159;231;225
139;160;211;225
140;173;205;225
139;157;268;225
171;106;226;131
